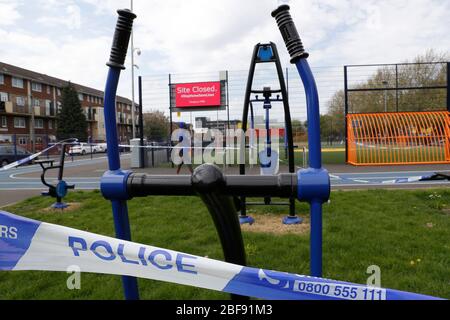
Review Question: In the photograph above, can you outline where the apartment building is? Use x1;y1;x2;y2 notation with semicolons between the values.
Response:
0;62;140;151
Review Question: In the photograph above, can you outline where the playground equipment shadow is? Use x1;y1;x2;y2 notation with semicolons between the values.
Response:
0;188;448;300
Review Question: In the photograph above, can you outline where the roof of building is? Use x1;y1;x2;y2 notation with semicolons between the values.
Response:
0;61;133;105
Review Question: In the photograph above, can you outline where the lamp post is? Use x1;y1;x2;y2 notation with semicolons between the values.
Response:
130;0;141;138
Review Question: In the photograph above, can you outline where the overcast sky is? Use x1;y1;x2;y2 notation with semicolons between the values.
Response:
0;0;449;109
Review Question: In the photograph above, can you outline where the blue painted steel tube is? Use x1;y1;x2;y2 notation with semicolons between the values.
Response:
104;69;122;171
104;68;139;300
296;59;322;170
310;200;323;276
296;59;324;277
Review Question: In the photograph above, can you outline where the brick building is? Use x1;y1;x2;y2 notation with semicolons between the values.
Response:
0;62;139;151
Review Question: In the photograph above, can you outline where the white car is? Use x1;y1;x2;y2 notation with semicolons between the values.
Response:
97;143;107;153
69;143;102;155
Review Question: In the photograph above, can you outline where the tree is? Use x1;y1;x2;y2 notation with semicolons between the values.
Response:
291;119;306;141
143;111;170;142
56;84;88;141
325;90;346;140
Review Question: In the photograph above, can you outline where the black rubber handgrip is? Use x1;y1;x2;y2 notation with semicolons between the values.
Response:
107;9;137;70
271;5;309;63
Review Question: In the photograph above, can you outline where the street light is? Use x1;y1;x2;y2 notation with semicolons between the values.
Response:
131;46;141;139
130;0;141;139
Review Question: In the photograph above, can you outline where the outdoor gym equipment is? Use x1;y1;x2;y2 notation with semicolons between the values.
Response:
239;43;300;225
103;10;248;301
100;5;329;300
37;142;76;209
0;5;442;302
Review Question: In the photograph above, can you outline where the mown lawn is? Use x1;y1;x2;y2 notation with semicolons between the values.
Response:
0;188;449;300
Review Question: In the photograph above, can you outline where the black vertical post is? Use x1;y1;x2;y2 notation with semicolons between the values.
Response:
13;134;17;162
447;62;450;112
395;64;399;113
46;135;50;159
226;71;230;130
56;144;67;204
285;67;289;160
344;66;349;163
168;74;174;168
138;76;145;168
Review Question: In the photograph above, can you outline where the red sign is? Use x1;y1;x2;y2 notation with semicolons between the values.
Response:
175;82;221;108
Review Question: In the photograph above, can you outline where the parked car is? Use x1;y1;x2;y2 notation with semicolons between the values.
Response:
96;143;107;153
68;143;102;155
0;145;33;167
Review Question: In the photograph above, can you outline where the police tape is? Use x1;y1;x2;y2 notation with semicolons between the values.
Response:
382;173;450;184
331;173;450;185
118;144;258;150
0;139;78;172
0;211;442;300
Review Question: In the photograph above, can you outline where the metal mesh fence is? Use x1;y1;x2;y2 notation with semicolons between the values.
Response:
140;64;343;125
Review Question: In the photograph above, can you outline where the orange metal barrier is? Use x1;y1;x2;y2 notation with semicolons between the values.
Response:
347;111;450;166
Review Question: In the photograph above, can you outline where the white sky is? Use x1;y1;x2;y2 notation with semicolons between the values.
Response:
0;0;448;116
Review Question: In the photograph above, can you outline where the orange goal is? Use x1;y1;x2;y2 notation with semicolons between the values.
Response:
347;111;450;165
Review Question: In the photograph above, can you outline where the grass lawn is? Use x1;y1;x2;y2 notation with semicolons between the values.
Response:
0;188;449;300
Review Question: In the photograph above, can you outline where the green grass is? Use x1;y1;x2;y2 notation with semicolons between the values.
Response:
0;188;449;300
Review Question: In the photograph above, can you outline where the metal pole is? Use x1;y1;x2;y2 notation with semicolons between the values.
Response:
396;64;399;112
13;134;17;162
384;89;387;113
138;76;145;168
447;62;450;112
28;80;35;153
168;74;174;168
226;71;230;130
130;0;136;138
296;59;323;277
103;9;139;300
344;66;349;163
286;67;289;100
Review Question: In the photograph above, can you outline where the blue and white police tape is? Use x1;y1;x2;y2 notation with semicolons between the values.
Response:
382;173;450;184
0;138;78;172
0;210;442;300
331;173;450;185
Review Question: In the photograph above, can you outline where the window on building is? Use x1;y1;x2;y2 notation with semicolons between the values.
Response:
18;137;27;145
1;116;7;128
34;119;44;129
33;99;40;107
16;97;26;106
0;92;8;102
14;117;26;128
57;88;61;96
0;74;4;85
45;100;52;116
12;77;24;89
31;82;42;92
46;86;51;94
49;120;53;129
78;93;84;101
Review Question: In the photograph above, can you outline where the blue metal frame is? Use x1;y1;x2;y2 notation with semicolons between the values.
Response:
101;68;139;300
295;59;330;277
99;5;329;299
